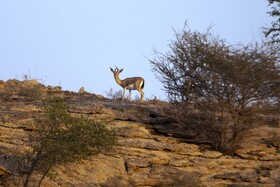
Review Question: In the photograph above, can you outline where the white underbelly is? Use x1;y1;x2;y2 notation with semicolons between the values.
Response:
126;84;136;90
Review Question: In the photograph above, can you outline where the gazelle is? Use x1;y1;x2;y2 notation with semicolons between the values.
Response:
110;67;145;101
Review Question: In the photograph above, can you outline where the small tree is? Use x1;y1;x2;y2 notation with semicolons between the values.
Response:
150;25;280;151
22;98;116;187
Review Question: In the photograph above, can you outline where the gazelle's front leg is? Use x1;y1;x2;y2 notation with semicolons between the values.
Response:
122;88;126;100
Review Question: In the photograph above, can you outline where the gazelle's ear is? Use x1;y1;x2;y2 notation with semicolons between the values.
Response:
110;67;114;72
119;69;124;73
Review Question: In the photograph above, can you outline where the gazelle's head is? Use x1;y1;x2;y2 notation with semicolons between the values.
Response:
110;67;123;78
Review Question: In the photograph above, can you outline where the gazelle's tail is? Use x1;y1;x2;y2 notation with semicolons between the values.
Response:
141;80;145;89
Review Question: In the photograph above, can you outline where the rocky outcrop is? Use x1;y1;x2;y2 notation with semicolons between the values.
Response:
0;80;280;186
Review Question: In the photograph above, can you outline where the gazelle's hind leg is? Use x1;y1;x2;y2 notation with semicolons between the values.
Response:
137;89;144;102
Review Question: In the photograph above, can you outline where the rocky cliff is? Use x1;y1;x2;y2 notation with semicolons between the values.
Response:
0;80;280;187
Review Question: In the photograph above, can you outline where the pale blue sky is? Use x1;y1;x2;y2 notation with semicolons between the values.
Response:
0;0;272;100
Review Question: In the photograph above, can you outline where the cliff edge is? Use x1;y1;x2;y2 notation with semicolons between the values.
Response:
0;80;280;187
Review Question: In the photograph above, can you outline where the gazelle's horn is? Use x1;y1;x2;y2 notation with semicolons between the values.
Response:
115;66;119;71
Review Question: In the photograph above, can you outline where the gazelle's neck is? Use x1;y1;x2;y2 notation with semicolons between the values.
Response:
114;75;122;86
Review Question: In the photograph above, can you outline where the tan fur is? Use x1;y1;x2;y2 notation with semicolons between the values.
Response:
110;67;145;101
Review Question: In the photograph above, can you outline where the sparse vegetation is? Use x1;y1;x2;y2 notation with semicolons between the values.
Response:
105;88;124;100
21;98;116;187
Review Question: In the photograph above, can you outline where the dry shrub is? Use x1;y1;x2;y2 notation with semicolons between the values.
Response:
105;88;124;100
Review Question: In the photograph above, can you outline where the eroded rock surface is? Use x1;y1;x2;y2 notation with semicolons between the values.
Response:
0;80;280;187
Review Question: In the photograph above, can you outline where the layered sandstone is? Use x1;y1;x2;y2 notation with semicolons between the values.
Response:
0;80;279;187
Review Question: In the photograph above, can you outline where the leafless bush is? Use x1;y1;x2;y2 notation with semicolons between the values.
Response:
149;25;280;153
105;88;124;100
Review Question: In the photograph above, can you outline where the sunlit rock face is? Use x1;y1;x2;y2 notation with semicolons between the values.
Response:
0;80;279;187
